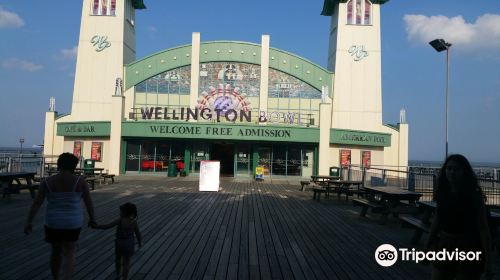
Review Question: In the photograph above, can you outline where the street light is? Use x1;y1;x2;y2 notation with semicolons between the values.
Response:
429;39;452;159
19;138;24;155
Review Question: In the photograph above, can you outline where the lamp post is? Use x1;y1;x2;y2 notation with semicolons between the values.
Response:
429;39;452;159
19;138;25;155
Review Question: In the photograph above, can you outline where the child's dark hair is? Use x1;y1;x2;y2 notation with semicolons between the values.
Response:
120;203;138;219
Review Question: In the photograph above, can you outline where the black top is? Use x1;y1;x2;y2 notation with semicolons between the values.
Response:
437;190;481;234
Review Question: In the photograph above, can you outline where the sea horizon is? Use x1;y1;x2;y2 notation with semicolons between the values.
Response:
0;146;498;168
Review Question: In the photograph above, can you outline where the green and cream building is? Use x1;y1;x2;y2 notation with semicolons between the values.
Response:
43;0;408;177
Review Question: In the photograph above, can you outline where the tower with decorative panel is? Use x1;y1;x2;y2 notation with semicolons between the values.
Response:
70;0;145;121
322;0;388;132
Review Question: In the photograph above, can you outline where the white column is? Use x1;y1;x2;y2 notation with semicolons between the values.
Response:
318;103;333;175
43;112;56;156
259;35;270;113
189;32;201;109
109;95;125;174
398;123;409;173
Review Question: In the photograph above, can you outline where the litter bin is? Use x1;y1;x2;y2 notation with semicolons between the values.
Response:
83;159;95;176
168;161;177;177
329;166;340;177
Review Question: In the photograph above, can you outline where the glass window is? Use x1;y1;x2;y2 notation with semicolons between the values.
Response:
272;145;287;176
287;147;301;176
364;0;371;24
92;0;99;15
125;141;140;171
111;0;116;16
347;0;353;24
101;0;108;15
91;0;116;16
347;0;372;25
268;68;321;126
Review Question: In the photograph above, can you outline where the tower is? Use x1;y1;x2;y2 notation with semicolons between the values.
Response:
70;0;145;121
322;0;389;131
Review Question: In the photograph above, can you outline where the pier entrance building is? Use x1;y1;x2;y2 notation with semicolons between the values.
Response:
43;0;408;178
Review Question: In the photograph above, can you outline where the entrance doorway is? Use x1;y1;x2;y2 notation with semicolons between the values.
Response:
211;143;235;176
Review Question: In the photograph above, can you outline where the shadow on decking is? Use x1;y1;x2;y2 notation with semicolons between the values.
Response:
0;177;433;280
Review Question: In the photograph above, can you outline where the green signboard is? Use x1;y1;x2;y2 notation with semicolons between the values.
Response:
122;121;319;143
57;122;111;137
330;129;391;147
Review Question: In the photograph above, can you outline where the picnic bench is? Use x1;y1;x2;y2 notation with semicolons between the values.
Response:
400;215;431;244
300;180;311;192
0;172;38;199
312;186;327;201
85;176;97;191
352;198;387;217
101;174;115;184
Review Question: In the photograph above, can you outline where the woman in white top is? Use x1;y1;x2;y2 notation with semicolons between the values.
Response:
25;153;96;280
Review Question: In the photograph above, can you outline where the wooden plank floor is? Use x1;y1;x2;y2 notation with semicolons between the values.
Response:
0;176;435;279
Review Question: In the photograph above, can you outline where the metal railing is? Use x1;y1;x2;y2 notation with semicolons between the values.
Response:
0;154;49;176
340;165;500;206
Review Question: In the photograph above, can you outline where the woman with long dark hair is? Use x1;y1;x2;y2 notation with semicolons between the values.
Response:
426;154;493;279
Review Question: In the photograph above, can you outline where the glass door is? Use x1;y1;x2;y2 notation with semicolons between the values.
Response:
257;147;272;177
302;149;314;178
191;143;209;173
235;144;251;176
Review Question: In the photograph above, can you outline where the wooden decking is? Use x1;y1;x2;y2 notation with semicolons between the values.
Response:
0;177;431;279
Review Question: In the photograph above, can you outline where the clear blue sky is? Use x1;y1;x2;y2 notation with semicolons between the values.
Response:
0;1;499;163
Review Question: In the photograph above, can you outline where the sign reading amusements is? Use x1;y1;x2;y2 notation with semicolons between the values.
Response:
330;129;391;147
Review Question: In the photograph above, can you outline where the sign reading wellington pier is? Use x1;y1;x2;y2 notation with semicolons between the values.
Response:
131;107;305;125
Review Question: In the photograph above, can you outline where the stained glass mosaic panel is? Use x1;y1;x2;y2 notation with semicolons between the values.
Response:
135;65;191;94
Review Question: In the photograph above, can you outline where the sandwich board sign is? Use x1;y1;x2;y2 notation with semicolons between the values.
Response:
199;160;220;191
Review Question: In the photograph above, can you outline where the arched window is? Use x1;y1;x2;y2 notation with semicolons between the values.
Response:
91;0;116;16
346;0;371;25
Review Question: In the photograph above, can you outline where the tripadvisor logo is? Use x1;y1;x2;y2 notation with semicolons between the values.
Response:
375;244;398;267
374;244;482;267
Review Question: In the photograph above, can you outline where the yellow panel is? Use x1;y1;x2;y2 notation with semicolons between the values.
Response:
300;99;311;110
268;98;278;109
311;99;321;110
277;98;290;109
180;95;190;106
289;99;300;109
158;94;168;105
146;93;158;105
135;93;146;104
169;94;180;107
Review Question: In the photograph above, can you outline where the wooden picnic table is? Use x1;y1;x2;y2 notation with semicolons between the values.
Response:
310;175;340;184
309;175;342;200
0;172;37;198
356;186;422;223
327;180;364;201
364;186;422;203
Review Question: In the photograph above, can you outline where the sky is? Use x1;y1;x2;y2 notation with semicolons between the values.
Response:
0;0;499;163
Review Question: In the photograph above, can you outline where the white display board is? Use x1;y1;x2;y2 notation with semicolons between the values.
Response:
199;160;220;192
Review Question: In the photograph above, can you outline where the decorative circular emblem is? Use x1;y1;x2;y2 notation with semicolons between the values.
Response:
214;96;235;112
198;84;251;112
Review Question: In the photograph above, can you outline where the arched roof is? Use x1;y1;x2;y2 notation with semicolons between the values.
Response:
124;41;333;94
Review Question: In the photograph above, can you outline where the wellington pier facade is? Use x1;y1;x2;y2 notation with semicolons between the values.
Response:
43;0;408;178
